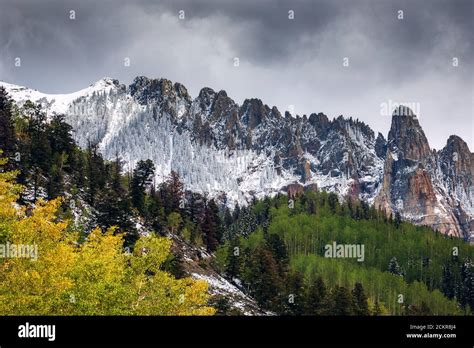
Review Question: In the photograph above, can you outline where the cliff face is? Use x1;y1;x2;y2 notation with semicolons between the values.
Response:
2;78;472;238
375;107;473;238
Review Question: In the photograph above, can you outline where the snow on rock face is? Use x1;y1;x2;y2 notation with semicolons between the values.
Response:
191;273;270;315
2;77;472;237
1;78;121;116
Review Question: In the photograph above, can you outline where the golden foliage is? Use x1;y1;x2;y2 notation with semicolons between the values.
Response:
0;161;215;315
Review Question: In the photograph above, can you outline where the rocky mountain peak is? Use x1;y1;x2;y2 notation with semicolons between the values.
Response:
387;107;431;162
240;98;269;129
173;82;191;100
439;135;473;194
393;105;415;117
270;106;282;119
442;135;471;163
308;112;329;126
196;87;217;110
208;90;236;122
129;76;191;105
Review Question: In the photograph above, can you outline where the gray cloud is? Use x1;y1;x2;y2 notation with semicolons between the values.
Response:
0;0;472;149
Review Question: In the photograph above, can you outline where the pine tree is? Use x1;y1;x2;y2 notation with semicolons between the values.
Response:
47;152;68;199
441;262;456;299
388;257;404;276
188;192;206;227
233;206;257;237
305;276;328;315
332;286;354;315
223;207;233;228
352;282;369;315
201;199;221;252
265;233;289;276
23;102;52;200
44;115;76;198
0;87;17;169
284;271;306;315
232;203;241;221
47;114;74;158
308;195;316;215
162;170;184;213
361;201;370;220
394;211;402;228
148;187;166;234
460;258;474;312
96;157;136;245
328;192;339;214
72;150;87;190
130;159;155;213
226;238;242;279
243;245;283;311
85;143;106;206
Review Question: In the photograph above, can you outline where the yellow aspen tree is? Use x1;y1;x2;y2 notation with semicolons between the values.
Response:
0;159;215;316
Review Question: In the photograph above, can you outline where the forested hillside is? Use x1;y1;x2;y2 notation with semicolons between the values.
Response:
215;193;474;315
0;86;473;316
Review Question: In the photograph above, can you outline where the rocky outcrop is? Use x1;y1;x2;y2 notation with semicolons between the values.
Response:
375;107;472;238
283;183;305;197
375;132;387;159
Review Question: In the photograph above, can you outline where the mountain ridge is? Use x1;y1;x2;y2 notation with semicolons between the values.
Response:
1;76;472;239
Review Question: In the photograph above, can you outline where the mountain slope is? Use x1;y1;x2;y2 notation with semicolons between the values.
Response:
1;77;472;238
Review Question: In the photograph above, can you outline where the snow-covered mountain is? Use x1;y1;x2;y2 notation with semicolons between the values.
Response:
1;77;472;239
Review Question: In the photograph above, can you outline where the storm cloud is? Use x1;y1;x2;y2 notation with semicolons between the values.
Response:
0;0;472;149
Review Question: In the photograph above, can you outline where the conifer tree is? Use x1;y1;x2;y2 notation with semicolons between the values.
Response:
130;159;155;213
162;170;184;213
441;262;456;299
148;186;166;234
0;87;17;169
202;199;222;252
47;152;67;199
394;211;402;228
388;257;404;276
284;271;306;315
265;233;289;276
305;276;328;315
328;192;339;214
23;102;51;200
47;114;74;157
226;238;242;279
188;192;206;228
352;282;369;315
460;258;474;312
85;143;106;206
96;157;135;245
332;286;354;315
244;245;283;311
233;203;241;221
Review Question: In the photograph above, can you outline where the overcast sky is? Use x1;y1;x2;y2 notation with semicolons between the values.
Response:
0;0;472;149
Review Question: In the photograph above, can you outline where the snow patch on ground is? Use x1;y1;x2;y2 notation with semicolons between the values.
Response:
191;272;269;315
